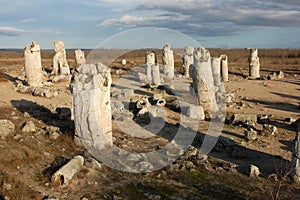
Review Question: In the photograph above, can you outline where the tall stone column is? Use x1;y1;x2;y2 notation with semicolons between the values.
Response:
73;63;112;150
24;41;44;87
162;44;174;79
211;57;221;86
145;51;156;82
248;48;260;78
292;120;300;183
220;54;229;82
75;49;85;70
192;47;217;113
52;40;70;76
182;46;194;78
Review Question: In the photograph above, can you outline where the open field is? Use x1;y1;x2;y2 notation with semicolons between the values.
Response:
0;48;299;199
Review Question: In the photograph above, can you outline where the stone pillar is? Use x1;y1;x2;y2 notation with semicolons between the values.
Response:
192;47;217;112
73;63;112;150
248;48;260;78
75;49;85;70
211;57;221;86
52;40;70;76
151;64;161;86
162;44;174;79
292;120;300;183
220;54;229;82
146;51;156;82
24;41;44;87
182;46;194;78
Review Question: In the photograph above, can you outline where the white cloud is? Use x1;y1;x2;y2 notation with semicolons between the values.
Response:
0;26;26;36
18;18;37;24
99;14;189;28
100;15;145;27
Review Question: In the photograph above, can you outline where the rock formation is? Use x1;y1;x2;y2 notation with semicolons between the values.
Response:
162;44;174;79
192;47;218;113
292;119;300;183
73;63;112;150
248;48;260;78
24;41;44;87
75;49;85;70
51;40;70;77
220;54;229;82
145;51;156;82
182;46;194;78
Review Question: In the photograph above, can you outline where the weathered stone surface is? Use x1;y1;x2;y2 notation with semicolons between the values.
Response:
136;95;151;109
211;57;221;86
230;114;257;125
52;40;70;76
267;71;285;80
162;44;174;79
24;41;44;87
146;51;156;82
15;80;58;98
121;59;126;66
262;124;277;136
111;101;125;115
244;128;258;141
0;119;15;139
220;54;229;82
52;155;84;186
151;64;161;86
75;49;85;69
292;120;300;183
112;89;134;100
182;104;205;120
73;63;112;150
192;47;217;112
182;46;194;78
250;164;260;177
21;121;36;133
248;48;260;78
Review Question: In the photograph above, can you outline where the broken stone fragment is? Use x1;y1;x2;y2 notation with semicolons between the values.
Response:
230;114;257;125
21;121;36;133
244;128;258;141
0;119;15;140
262;124;277;136
136;95;151;109
51;155;84;186
249;164;260;177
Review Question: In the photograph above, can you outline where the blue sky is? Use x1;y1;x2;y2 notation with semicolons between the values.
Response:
1;0;300;49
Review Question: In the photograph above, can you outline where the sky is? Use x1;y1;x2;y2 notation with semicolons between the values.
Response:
1;0;300;49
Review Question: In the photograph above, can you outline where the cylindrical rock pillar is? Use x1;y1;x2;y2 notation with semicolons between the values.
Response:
192;47;218;112
248;48;260;78
220;54;229;82
162;44;174;79
24;41;44;87
52;40;70;76
146;51;156;82
151;64;161;86
52;155;84;186
75;49;85;70
292;120;300;183
73;63;112;150
211;57;221;86
182;46;194;78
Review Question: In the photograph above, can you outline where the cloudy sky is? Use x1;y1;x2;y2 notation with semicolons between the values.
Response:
1;0;300;49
